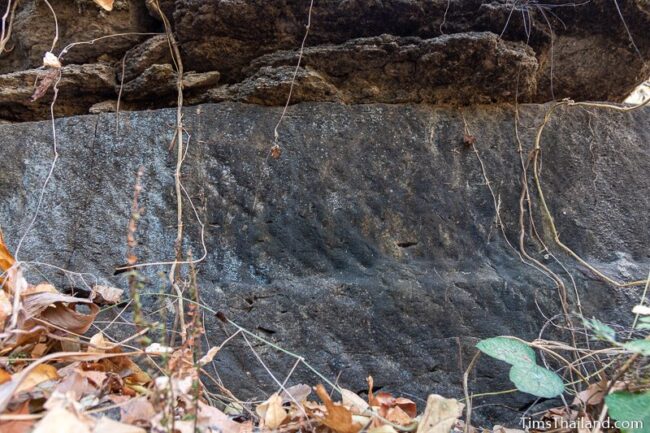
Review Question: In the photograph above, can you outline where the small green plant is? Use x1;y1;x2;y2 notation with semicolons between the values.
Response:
605;391;650;433
476;337;564;398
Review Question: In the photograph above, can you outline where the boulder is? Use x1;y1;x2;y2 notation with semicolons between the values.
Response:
0;102;648;423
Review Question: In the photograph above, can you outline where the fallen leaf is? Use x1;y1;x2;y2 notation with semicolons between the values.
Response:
198;345;221;366
572;381;606;407
93;0;114;11
270;144;282;159
0;230;15;272
0;401;34;433
144;342;173;354
15;363;59;394
198;401;249;433
93;417;146;433
31;68;59;102
91;285;123;305
120;396;156;425
341;388;369;413
415;394;463;433
256;393;287;429
22;283;57;296
493;425;526;433
281;383;312;404
89;332;115;353
32;406;91;433
315;384;361;433
386;406;412;425
0;290;11;330
0;368;10;385
30;343;48;358
368;426;398;433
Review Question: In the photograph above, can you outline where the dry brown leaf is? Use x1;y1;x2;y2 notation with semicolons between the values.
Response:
368;426;398;433
315;383;361;433
89;332;115;353
0;230;15;272
30;343;48;358
198;401;249;433
0;368;11;385
91;285;123;305
0;401;34;433
492;425;526;433
93;417;146;433
32;406;92;433
386;406;412;426
281;383;312;404
572;381;606;407
14;363;59;394
31;68;59;102
120;396;156;425
0;289;11;330
415;394;463;433
22;283;57;296
198;345;221;366
256;393;287;429
341;388;369;413
93;0;114;11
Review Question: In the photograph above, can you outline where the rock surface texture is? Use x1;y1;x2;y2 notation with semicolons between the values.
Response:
0;103;648;422
0;0;649;120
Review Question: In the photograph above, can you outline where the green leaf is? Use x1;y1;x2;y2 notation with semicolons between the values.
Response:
583;317;617;342
476;337;536;367
605;391;650;433
508;364;564;398
624;340;650;356
636;317;650;330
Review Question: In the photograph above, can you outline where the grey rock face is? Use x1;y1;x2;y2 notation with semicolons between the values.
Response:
0;102;648;423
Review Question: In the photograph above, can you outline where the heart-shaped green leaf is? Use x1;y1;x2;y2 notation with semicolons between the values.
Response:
508;364;564;398
476;337;536;367
605;391;650;433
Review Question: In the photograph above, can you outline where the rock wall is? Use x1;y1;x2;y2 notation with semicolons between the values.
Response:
0;102;648;422
1;0;649;121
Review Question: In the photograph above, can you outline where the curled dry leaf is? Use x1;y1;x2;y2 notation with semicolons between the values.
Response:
32;406;92;433
0;229;15;272
93;417;146;433
386;406;412;426
93;0;114;11
341;388;369;413
315;384;361;433
0;290;11;330
281;383;312;404
415;394;463;433
31;68;60;102
120;396;156;425
256;393;287;429
198;402;251;433
144;342;173;354
89;332;114;353
0;401;34;433
198;345;221;366
572;381;606;407
91;285;123;305
0;368;11;385
14;363;59;394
